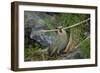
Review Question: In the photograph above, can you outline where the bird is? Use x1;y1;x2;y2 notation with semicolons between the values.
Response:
48;26;68;55
30;18;90;56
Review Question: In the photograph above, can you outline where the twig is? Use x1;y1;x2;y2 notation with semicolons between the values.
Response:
63;18;90;30
34;18;90;33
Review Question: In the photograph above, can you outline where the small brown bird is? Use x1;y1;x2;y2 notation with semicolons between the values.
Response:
49;26;68;55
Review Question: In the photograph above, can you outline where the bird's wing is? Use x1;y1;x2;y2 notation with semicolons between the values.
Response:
63;18;90;30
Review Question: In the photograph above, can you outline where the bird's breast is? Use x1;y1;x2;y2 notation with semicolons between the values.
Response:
52;30;68;50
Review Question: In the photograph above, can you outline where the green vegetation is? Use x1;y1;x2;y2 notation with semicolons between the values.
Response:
24;12;90;61
78;36;90;58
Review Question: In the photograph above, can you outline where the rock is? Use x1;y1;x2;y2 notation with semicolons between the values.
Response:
24;11;68;55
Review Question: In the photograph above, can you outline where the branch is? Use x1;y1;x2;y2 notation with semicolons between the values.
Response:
32;18;90;33
63;18;90;30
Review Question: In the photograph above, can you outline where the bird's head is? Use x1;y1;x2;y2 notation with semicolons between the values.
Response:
56;26;64;33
